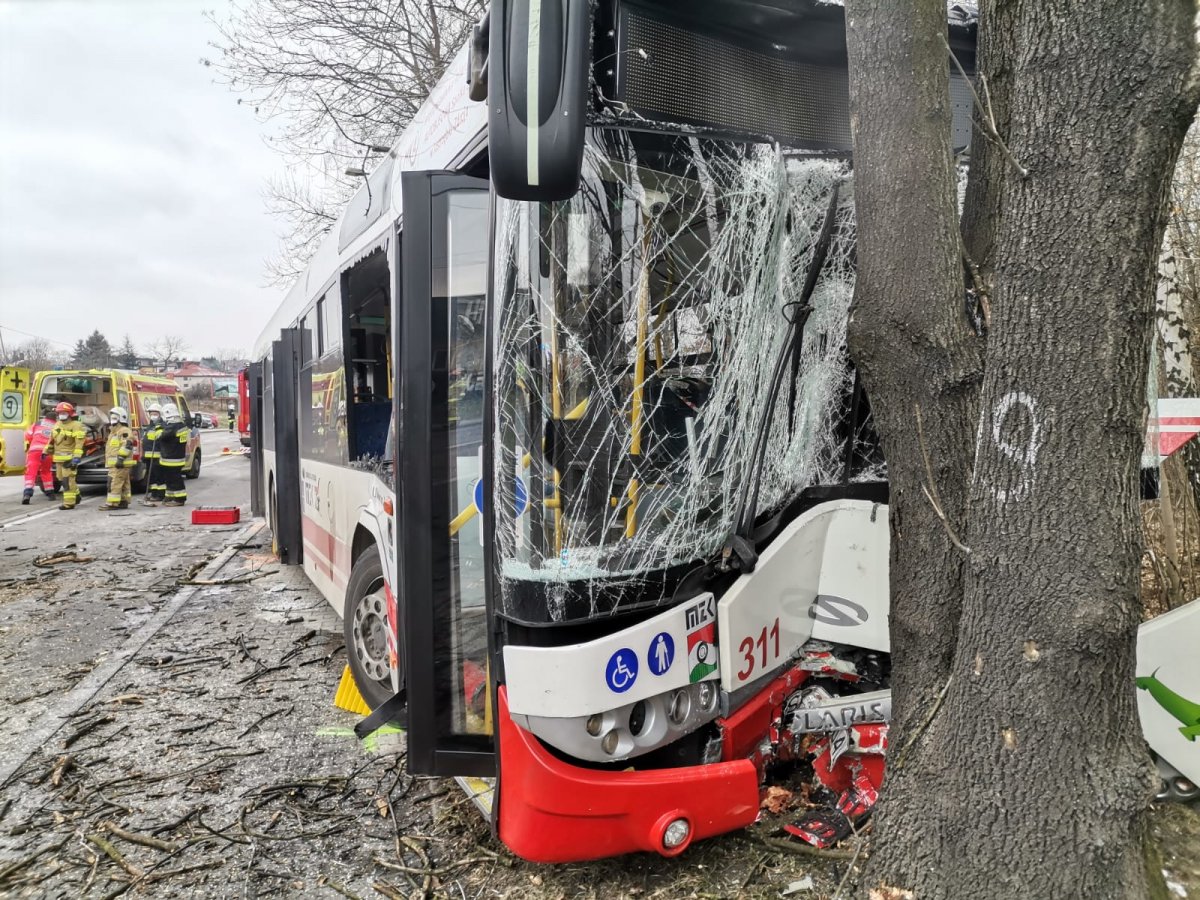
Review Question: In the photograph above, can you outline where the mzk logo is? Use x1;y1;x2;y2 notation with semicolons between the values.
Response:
685;595;717;683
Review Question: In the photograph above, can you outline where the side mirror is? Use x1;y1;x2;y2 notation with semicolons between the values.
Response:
487;0;590;201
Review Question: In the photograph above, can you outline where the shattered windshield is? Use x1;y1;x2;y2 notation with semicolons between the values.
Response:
492;129;861;622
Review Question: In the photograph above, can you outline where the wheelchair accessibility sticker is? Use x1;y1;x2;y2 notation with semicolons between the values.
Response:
606;649;638;693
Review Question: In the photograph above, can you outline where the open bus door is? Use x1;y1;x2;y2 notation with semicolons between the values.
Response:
395;171;495;778
0;367;33;476
271;331;303;565
247;362;265;518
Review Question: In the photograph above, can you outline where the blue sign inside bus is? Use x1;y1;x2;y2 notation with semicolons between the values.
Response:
473;475;528;517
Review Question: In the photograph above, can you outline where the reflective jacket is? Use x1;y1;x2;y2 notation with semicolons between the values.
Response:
24;417;55;455
105;425;135;468
158;422;189;466
48;419;87;463
144;422;162;459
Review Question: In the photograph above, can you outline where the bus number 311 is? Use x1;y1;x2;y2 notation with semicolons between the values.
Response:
737;617;781;681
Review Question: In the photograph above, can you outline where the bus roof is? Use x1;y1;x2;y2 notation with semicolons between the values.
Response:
253;44;487;360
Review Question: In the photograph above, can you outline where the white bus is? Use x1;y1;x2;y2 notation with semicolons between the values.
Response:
252;0;1198;864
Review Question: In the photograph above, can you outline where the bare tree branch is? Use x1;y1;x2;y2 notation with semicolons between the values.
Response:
204;0;486;282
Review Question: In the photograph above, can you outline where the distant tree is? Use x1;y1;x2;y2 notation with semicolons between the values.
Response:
204;0;486;283
115;334;139;369
71;330;113;369
214;347;248;371
200;356;222;371
3;337;60;375
148;335;188;367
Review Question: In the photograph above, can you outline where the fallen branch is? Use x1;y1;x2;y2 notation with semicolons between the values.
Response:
372;881;407;900
179;570;275;586
104;821;181;853
237;664;289;685
86;832;144;879
322;878;364;900
64;715;115;749
0;836;70;883
371;854;498;877
748;834;862;861
238;705;291;738
33;551;96;568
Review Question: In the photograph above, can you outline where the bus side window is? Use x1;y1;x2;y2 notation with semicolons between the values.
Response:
342;248;392;463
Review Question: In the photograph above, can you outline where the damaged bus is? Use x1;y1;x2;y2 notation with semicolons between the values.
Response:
250;0;1199;864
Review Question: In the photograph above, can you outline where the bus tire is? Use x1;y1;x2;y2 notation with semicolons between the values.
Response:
184;449;201;479
343;551;396;710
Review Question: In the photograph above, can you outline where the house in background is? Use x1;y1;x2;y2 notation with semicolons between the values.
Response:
163;361;237;399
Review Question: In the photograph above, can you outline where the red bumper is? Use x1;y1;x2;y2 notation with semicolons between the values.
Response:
496;688;761;863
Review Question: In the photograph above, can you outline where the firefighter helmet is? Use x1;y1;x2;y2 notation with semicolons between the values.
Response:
160;403;182;424
54;401;76;417
109;407;129;425
145;401;162;420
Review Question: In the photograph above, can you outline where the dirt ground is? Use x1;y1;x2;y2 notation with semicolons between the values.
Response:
0;444;1196;899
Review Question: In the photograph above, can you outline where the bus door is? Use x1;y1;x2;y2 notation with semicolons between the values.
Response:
272;329;304;565
396;171;494;777
247;362;265;517
0;367;32;475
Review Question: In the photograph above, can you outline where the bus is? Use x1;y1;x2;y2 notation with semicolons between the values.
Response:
251;0;1198;863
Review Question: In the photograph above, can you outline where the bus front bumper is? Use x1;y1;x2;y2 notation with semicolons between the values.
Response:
496;688;760;863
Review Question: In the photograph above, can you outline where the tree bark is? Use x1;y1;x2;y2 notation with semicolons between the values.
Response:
846;1;1199;897
844;0;983;721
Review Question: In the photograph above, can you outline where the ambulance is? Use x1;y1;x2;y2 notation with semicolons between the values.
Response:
0;367;201;490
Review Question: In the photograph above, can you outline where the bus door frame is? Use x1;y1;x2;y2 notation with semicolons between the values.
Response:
395;170;496;777
248;361;265;518
271;329;304;565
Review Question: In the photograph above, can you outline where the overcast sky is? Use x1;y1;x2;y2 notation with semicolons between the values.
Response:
0;0;284;361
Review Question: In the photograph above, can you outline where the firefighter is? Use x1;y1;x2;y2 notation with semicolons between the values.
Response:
227;403;236;432
101;407;135;510
21;405;57;504
44;401;86;510
143;402;165;504
158;402;190;506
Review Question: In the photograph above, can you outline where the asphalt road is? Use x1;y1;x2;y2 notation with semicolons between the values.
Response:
0;428;247;524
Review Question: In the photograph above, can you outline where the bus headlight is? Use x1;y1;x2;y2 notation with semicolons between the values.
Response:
662;818;690;849
586;714;604;736
601;730;620;755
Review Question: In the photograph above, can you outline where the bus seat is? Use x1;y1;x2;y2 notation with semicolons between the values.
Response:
354;401;391;460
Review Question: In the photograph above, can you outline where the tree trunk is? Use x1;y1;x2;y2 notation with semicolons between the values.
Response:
843;0;984;885
846;1;1199;897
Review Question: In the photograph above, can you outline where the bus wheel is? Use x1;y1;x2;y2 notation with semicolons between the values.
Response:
343;552;394;709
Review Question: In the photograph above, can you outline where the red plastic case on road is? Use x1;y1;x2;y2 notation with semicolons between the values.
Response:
191;507;241;525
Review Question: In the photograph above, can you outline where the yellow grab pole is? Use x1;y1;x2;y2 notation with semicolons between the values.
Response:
626;217;653;538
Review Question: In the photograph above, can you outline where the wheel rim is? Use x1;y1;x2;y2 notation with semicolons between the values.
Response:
351;579;390;684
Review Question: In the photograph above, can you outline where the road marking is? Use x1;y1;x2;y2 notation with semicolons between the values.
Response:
0;519;266;789
0;507;58;529
208;453;243;466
